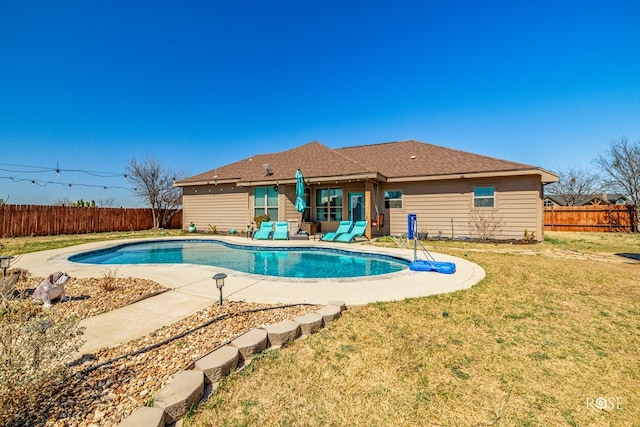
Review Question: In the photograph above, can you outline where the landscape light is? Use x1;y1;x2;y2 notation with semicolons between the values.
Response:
213;273;227;305
0;255;14;281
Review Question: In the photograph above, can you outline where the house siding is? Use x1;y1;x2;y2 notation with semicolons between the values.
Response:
281;184;301;222
380;176;542;240
182;185;249;233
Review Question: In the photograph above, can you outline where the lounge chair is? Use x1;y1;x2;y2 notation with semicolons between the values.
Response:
335;220;368;243
252;221;274;240
272;222;290;240
320;221;353;241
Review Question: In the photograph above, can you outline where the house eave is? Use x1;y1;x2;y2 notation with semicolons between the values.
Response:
387;168;559;183
174;178;240;187
236;172;386;187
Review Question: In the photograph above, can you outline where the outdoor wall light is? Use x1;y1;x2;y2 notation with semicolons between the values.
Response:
0;255;14;281
213;273;227;305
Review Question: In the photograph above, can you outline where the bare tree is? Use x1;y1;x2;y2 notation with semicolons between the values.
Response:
468;208;504;240
595;137;640;229
126;157;184;229
595;137;640;205
54;197;73;206
98;197;117;208
545;167;601;205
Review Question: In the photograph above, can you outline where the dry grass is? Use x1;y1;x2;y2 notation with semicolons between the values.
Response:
0;229;184;256
186;232;640;426
99;268;119;292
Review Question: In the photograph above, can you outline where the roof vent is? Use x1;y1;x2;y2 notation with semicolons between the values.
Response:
410;155;416;160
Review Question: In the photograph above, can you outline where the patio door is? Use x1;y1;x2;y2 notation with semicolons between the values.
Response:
348;192;364;221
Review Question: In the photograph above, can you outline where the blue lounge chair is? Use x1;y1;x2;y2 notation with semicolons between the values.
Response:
321;221;353;241
335;220;368;243
252;221;274;240
272;222;289;240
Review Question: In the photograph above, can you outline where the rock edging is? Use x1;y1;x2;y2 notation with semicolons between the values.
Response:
117;301;346;427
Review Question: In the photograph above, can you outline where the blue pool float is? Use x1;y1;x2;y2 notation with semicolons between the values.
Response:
409;260;456;274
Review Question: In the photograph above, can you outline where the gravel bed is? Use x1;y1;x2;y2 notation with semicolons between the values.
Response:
9;273;320;426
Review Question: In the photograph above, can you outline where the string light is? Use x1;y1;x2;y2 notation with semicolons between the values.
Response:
0;162;126;179
0;161;132;193
1;176;130;191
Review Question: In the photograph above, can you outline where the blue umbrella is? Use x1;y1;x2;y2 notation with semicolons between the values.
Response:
295;169;306;213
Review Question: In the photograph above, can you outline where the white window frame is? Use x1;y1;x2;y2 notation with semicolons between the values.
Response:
384;190;403;209
254;186;279;219
473;186;495;208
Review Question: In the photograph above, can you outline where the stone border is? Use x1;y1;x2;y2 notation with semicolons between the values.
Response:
117;302;346;427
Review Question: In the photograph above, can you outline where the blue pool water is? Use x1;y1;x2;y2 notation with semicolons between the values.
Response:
69;240;410;279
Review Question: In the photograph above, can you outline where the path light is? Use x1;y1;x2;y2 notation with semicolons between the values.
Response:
0;255;14;281
213;273;227;306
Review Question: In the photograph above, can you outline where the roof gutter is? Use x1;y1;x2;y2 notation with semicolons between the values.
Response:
387;168;559;183
173;178;240;187
236;172;386;187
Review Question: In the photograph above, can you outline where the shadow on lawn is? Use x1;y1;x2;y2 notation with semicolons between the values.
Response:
616;253;640;262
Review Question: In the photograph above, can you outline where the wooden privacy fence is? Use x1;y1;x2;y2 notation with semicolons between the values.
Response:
544;205;637;232
0;205;182;237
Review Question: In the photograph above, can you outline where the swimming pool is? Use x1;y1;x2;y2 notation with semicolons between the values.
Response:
69;240;410;279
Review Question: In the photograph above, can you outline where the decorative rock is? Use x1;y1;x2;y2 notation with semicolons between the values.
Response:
194;345;239;383
153;370;204;424
265;320;300;348
117;406;165;427
229;328;268;362
293;312;324;335
315;305;342;324
328;300;347;311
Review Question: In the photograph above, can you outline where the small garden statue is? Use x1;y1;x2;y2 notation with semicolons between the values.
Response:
32;271;71;308
188;222;197;233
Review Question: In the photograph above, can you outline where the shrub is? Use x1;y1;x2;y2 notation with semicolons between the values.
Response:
468;208;504;241
100;268;119;292
0;292;85;425
253;215;270;229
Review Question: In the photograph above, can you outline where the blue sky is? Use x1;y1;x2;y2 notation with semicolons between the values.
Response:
1;1;639;207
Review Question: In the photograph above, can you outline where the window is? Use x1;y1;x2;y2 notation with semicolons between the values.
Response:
543;199;554;207
254;186;279;219
473;187;495;208
384;190;403;209
315;188;343;221
302;188;311;222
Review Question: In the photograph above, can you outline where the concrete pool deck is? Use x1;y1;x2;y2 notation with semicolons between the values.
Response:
14;236;485;354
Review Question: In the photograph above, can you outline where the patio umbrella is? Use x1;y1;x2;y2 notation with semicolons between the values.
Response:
295;169;306;213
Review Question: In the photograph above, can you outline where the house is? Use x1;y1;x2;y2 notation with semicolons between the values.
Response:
175;140;558;241
543;193;629;207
